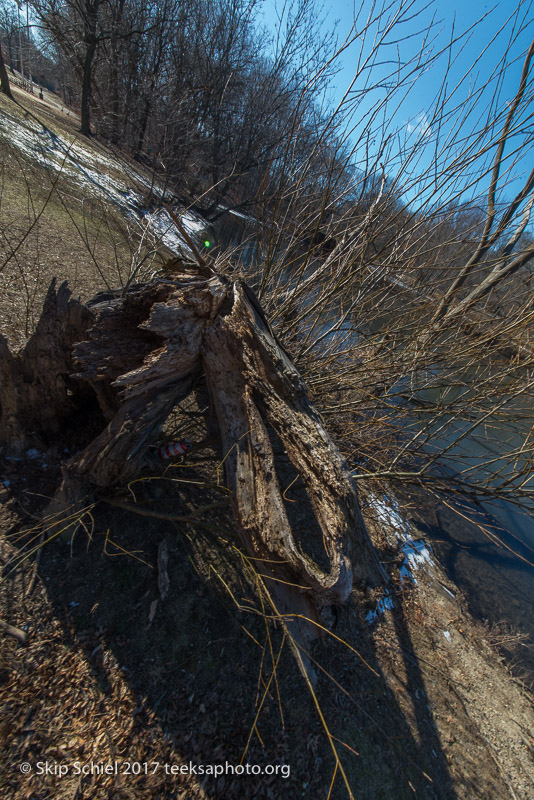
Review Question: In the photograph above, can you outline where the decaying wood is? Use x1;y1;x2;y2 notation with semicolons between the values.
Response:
0;618;28;643
0;279;93;453
0;269;386;665
201;281;385;601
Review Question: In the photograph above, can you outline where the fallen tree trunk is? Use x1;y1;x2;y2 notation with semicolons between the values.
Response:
201;280;385;598
1;269;385;662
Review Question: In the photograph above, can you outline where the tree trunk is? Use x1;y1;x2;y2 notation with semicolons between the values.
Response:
0;39;13;99
80;36;97;136
135;96;151;156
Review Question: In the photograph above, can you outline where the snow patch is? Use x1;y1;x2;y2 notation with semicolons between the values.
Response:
181;210;208;235
0;111;148;217
227;208;256;222
142;208;208;256
365;494;434;624
365;591;394;624
369;494;410;535
401;538;433;571
144;209;189;254
0;108;211;258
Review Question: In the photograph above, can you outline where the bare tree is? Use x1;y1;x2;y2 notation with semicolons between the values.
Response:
30;0;107;134
0;35;12;96
223;0;534;527
429;38;534;330
0;0;19;74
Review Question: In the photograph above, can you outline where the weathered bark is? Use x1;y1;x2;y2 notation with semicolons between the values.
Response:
201;281;385;602
49;271;383;594
46;275;227;519
0;39;13;99
78;0;105;137
0;280;93;453
79;36;97;137
1;270;385;666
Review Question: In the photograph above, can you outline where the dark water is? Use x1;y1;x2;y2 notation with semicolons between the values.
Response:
325;297;534;672
408;486;534;677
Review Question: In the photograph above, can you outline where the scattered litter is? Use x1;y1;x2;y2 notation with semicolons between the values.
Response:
158;541;169;600
443;630;451;642
69;601;79;608
158;439;192;460
26;449;40;459
2;480;10;488
147;599;158;628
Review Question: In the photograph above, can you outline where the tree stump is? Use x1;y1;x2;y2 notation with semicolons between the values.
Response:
1;270;386;671
0;280;93;454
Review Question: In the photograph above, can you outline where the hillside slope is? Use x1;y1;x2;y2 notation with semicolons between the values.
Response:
0;86;533;800
0;85;206;349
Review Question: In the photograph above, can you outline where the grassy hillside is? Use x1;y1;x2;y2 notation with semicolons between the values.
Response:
0;86;165;347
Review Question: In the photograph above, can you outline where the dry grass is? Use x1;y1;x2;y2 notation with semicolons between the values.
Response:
0;89;159;348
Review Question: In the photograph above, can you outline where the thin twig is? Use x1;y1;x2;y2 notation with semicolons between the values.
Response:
0;618;27;643
99;497;229;521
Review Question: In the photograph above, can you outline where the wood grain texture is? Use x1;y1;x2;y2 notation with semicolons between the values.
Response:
1;271;385;660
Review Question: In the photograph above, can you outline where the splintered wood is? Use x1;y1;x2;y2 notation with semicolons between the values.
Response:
0;271;385;657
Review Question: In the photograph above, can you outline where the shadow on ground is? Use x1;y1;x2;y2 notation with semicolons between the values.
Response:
0;451;508;799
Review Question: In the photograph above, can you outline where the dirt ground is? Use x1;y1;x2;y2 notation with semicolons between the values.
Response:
0;440;533;800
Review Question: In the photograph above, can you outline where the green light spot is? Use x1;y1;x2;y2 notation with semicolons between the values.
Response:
204;240;211;248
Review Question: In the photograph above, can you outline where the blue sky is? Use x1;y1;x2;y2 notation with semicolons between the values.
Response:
259;0;534;212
